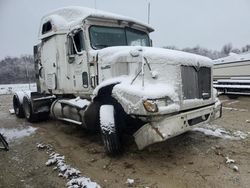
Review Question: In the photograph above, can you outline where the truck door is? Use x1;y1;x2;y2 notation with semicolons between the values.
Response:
41;37;58;91
68;29;89;92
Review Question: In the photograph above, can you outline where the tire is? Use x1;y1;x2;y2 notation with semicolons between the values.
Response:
13;94;25;118
99;105;122;155
0;133;9;151
23;96;38;122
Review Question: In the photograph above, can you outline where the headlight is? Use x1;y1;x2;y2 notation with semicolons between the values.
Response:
143;97;173;113
143;100;158;112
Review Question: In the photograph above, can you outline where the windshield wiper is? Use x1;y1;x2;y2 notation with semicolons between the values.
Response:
130;57;156;86
143;57;151;71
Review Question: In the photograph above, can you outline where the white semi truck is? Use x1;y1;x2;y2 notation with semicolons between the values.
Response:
13;6;221;154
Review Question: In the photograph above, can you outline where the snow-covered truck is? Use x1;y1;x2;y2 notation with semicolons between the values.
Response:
13;6;222;154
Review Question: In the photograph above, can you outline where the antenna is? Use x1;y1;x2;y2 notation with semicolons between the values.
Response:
94;0;97;9
147;2;151;24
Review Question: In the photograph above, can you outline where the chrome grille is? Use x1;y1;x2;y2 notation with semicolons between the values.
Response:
181;66;211;100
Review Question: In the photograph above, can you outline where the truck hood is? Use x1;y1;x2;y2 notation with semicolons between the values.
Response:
91;46;214;115
90;46;213;67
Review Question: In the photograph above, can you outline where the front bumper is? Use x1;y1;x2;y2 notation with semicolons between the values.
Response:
134;100;222;150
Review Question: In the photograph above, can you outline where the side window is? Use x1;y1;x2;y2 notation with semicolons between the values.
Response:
42;21;52;34
69;30;85;55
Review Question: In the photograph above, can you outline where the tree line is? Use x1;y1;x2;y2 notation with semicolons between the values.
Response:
0;55;35;84
164;43;250;60
0;43;249;84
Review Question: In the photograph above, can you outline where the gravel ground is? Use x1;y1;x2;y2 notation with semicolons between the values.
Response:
0;94;250;188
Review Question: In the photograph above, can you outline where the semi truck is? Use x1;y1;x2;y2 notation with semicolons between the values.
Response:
13;6;222;154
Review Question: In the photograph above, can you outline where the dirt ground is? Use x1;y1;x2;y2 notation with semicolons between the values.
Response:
0;94;250;188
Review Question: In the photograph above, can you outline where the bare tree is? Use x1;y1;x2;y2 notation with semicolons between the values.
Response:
0;55;35;84
221;43;232;55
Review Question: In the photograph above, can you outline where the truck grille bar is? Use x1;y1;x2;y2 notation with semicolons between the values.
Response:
181;65;211;100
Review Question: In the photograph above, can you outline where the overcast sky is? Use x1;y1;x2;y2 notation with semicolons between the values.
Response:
1;0;250;59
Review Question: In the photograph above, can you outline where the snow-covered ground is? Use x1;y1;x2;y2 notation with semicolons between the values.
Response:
0;126;37;142
37;143;101;188
0;83;36;95
192;124;248;140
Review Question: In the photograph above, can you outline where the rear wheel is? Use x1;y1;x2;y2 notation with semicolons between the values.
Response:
13;94;24;118
99;104;122;155
23;96;38;122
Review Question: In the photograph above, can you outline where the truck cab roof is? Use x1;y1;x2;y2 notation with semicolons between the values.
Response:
39;6;154;40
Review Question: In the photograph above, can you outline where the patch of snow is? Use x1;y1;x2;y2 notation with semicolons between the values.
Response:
37;143;46;149
60;97;90;109
225;157;235;164
233;165;239;172
39;144;101;188
41;6;154;39
0;83;36;95
99;105;115;134
114;80;178;100
233;131;247;139
92;76;127;97
214;51;250;64
222;107;248;112
130;47;142;57
126;178;134;186
111;69;180;114
9;109;15;114
97;46;212;68
15;90;32;103
67;177;101;188
192;127;234;139
0;126;37;142
192;124;247;140
150;70;158;79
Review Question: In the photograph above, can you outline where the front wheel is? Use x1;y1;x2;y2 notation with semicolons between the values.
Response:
99;105;122;155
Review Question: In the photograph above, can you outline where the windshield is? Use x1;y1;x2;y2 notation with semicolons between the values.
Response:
89;26;150;49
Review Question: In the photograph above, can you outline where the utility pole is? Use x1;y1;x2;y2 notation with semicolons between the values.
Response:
147;1;151;24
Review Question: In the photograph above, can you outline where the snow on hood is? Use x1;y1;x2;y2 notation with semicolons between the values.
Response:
95;46;213;67
113;79;178;100
93;75;178;101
